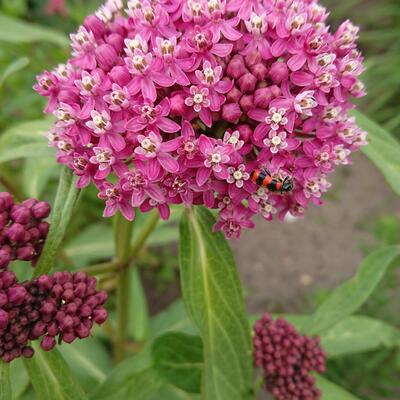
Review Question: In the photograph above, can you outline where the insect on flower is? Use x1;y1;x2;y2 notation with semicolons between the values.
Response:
250;169;294;194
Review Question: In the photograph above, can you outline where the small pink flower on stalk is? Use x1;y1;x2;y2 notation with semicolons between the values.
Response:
185;86;213;127
195;135;233;185
127;99;180;133
213;205;255;239
98;182;134;220
103;84;131;111
242;13;271;60
70;27;97;70
134;131;180;179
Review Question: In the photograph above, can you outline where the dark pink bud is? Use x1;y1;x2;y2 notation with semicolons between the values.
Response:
106;33;124;53
169;92;188;117
79;304;92;318
95;291;107;304
75;324;90;339
239;94;254;112
269;61;289;84
62;332;76;343
251;63;269;81
73;282;86;297
22;346;34;358
58;90;80;104
226;86;242;103
238;73;257;94
0;192;14;211
237;124;253;142
0;309;9;329
254;87;274;108
62;289;74;302
0;212;8;230
40;336;56;351
60;315;74;331
95;44;117;71
270;85;281;98
37;275;52;291
222;103;242;123
0;271;16;289
6;223;26;242
47;322;58;337
226;56;247;79
0;292;8;307
38;222;50;237
10;205;31;224
32;201;51;219
41;301;56;315
109;66;131;86
0;249;11;269
16;246;35;261
7;286;27;305
84;15;106;38
31;321;46;338
92;308;108;324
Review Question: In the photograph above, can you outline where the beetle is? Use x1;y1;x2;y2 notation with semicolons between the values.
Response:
250;168;294;193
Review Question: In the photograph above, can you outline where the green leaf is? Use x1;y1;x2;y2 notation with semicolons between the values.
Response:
22;157;59;198
316;376;360;400
24;346;88;400
0;362;12;400
0;57;29;87
303;246;400;334
0;143;53;164
0;13;68;47
179;206;254;400
351;110;400;196
128;268;150;342
58;337;113;394
0;119;52;147
10;358;30;399
152;333;203;393
34;167;79;277
321;316;400;357
150;385;201;400
90;351;162;400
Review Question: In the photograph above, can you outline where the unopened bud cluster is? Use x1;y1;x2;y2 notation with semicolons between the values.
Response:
253;313;326;400
0;270;107;362
0;192;50;269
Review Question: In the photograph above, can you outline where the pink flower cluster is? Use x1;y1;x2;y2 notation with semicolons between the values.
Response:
253;313;326;400
0;192;50;269
0;270;107;363
35;0;367;239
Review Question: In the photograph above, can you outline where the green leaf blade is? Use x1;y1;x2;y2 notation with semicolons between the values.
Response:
317;376;361;400
304;246;400;334
179;206;254;400
0;362;12;400
24;346;88;400
152;332;203;393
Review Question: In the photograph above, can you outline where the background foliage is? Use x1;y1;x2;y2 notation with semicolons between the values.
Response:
0;0;400;399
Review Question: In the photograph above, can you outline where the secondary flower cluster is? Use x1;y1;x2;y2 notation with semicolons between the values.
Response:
0;270;107;363
253;313;326;400
35;0;367;238
0;192;51;269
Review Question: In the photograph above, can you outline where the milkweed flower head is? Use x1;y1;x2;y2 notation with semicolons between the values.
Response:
253;313;326;400
36;0;367;239
0;192;50;270
0;270;107;362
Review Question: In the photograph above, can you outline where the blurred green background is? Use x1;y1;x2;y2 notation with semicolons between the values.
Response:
0;1;400;399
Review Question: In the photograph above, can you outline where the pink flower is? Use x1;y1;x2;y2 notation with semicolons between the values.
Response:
127;98;180;133
134;131;180;179
213;204;255;239
98;182;134;221
184;86;213;127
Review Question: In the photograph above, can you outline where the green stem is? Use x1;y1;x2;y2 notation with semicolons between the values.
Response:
130;210;160;259
114;212;134;363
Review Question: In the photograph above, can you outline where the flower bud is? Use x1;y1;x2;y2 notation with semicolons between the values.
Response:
32;202;51;219
6;224;25;243
269;61;289;84
254;87;273;108
109;66;131;86
0;249;11;270
222;103;242;123
0;193;13;211
226;55;247;79
16;246;35;261
226;86;242;103
238;73;257;94
237;124;253;142
11;205;32;224
270;85;281;98
0;309;9;329
95;44;117;71
92;308;108;324
169;92;188;117
22;346;34;358
38;222;50;237
251;63;269;81
83;15;106;38
40;336;56;351
106;33;124;53
239;94;254;112
7;286;27;305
